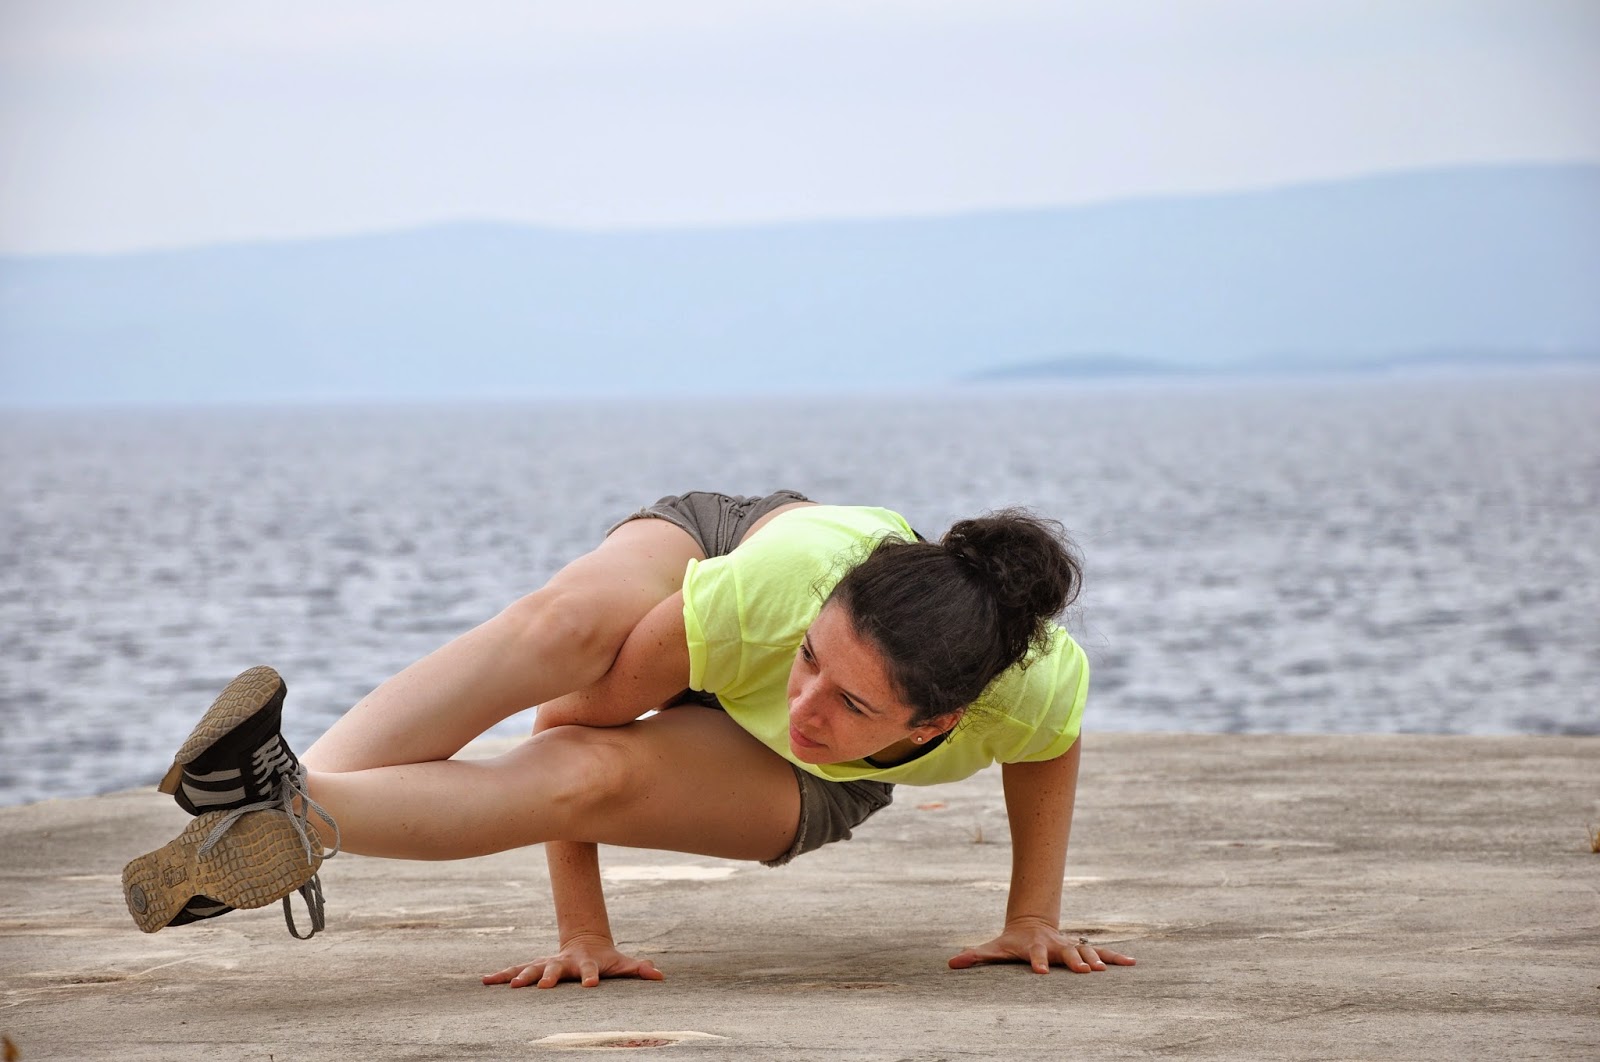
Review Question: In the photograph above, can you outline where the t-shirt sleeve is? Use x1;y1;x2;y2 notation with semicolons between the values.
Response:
682;554;745;693
983;627;1090;763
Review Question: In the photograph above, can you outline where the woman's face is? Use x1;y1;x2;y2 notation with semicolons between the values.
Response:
785;601;944;764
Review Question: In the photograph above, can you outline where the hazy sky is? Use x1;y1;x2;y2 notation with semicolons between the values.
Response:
2;0;1596;254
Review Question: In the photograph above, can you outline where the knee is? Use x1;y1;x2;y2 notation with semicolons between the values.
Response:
520;724;640;821
498;586;626;684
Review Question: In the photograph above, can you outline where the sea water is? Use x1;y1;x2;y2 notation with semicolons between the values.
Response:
2;369;1597;806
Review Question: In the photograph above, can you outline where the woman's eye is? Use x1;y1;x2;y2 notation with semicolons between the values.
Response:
799;643;815;664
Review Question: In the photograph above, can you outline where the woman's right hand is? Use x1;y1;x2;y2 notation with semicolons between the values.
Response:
480;933;666;989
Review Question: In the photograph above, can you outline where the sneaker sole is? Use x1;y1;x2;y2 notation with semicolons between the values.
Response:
122;810;322;934
157;665;285;796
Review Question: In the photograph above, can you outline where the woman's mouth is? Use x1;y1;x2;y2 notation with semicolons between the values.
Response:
789;725;824;751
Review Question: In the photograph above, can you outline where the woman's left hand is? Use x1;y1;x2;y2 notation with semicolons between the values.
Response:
947;917;1136;974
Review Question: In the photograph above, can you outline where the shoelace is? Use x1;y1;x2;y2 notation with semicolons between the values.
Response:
197;764;341;938
250;737;294;790
283;877;326;940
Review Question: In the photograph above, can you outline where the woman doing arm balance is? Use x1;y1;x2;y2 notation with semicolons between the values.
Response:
123;491;1133;984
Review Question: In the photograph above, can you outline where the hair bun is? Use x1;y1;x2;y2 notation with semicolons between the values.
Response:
941;509;1082;664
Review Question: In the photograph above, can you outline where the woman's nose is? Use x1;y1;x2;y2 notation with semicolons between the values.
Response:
790;678;821;722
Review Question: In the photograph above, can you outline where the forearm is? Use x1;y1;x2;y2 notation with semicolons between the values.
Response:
1001;739;1081;926
546;841;614;944
951;739;1132;974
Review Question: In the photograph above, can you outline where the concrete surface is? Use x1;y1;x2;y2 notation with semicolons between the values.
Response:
3;733;1597;1061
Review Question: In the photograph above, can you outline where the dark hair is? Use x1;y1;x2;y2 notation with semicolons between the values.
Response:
827;508;1083;725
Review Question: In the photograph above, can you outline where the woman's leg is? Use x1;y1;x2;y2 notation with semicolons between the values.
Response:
303;706;803;863
302;517;703;773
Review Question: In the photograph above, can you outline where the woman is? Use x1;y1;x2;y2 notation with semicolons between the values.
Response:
123;490;1134;986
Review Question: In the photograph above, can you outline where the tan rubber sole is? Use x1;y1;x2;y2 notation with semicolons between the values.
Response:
157;665;285;796
122;810;323;933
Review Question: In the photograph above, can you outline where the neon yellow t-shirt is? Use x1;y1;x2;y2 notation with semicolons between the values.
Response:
680;505;1088;786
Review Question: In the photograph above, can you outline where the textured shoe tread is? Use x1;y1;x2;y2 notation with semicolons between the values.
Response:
171;666;284;767
122;810;322;933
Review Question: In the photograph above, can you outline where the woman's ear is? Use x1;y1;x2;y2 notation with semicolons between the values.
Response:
916;710;964;741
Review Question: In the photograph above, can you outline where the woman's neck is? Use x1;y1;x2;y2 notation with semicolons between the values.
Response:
863;730;947;768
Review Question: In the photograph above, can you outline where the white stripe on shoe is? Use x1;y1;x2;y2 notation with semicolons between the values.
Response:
183;767;243;782
181;781;247;807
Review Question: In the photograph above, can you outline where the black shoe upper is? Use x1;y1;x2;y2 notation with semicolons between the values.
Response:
173;680;300;815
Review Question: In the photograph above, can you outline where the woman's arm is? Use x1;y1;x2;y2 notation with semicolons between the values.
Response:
947;738;1135;974
542;591;695;727
482;594;690;989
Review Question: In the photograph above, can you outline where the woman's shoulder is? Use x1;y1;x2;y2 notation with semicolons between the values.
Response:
966;626;1088;761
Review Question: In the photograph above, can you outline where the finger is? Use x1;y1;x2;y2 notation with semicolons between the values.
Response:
1070;943;1106;972
948;947;1002;970
1061;945;1093;973
1092;947;1137;966
1029;943;1050;975
537;963;567;989
635;960;666;982
952;942;1016;969
579;960;600;989
483;963;529;984
509;963;546;988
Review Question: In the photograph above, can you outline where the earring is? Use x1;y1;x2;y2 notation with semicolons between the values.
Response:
913;735;926;744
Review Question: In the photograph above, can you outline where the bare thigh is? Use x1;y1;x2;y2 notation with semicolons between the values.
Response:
311;704;804;862
304;516;704;773
559;705;803;861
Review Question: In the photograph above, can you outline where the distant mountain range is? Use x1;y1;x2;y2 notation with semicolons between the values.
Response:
2;162;1597;405
972;347;1599;382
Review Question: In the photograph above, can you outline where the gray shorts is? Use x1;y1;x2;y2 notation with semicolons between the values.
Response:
608;489;814;556
610;489;897;867
773;764;896;868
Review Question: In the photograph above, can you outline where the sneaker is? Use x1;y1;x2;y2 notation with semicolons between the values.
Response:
123;806;333;939
144;665;340;937
158;666;300;815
